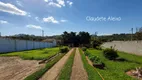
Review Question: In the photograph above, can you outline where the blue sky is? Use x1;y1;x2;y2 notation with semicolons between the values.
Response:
0;0;142;36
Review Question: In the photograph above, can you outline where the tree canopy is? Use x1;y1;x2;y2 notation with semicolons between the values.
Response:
61;31;91;47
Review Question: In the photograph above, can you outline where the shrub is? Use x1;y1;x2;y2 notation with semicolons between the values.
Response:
92;39;102;49
84;51;90;56
88;55;105;69
82;47;87;51
103;48;118;60
60;47;69;53
96;46;102;50
89;56;102;64
89;56;96;61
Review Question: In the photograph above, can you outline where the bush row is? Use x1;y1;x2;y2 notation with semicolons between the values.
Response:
84;51;105;69
59;47;69;53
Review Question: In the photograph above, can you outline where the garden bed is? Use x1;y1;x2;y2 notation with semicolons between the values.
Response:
87;49;142;80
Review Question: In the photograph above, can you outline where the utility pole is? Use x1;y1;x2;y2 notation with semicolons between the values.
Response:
136;27;138;32
136;27;138;42
42;30;44;37
131;28;133;41
95;32;98;39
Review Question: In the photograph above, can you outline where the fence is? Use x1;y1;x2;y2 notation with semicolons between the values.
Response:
102;41;142;55
0;37;56;53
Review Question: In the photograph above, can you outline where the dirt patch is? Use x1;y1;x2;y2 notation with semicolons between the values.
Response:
0;57;44;80
40;48;74;80
126;70;142;80
70;48;88;80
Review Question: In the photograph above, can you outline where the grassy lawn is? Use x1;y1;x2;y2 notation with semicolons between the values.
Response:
24;53;65;80
79;48;102;80
58;48;76;80
87;49;142;80
0;47;59;60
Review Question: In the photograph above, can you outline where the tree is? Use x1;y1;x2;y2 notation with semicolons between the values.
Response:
78;31;91;46
61;31;91;47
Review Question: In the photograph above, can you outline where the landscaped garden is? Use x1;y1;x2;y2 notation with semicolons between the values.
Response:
85;48;142;80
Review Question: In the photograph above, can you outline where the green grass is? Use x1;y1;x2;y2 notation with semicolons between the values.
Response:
24;53;65;80
58;48;76;80
87;48;142;80
0;47;59;60
79;48;102;80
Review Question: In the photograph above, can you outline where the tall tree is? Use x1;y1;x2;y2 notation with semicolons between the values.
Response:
61;31;91;47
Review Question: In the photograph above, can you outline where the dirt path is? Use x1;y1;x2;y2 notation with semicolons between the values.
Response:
0;57;44;80
70;48;88;80
40;48;74;80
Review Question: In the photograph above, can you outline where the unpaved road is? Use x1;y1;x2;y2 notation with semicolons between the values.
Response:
102;41;142;55
40;48;74;80
0;57;44;80
70;48;88;80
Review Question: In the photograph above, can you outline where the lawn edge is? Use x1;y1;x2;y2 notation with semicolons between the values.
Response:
57;48;76;80
79;48;102;80
24;53;65;80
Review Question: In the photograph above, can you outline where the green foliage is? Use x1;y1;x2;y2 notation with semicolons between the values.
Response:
24;54;64;80
62;31;91;46
84;51;90;56
58;49;75;80
87;49;142;80
0;47;59;60
96;46;102;50
89;56;102;64
103;48;118;60
78;32;91;45
98;33;138;41
85;50;104;69
82;47;87;51
135;32;142;40
79;48;102;80
59;47;69;53
92;39;102;49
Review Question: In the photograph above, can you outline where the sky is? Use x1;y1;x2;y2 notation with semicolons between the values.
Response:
0;0;142;36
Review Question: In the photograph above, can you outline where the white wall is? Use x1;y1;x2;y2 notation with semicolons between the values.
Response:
0;38;15;52
0;38;56;53
27;41;34;50
102;41;142;55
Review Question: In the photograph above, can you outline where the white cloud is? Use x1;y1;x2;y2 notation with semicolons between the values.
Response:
35;17;39;21
45;0;65;8
57;0;65;7
28;14;31;17
43;16;59;24
44;0;48;2
45;0;73;8
26;25;42;29
0;20;8;24
0;1;27;16
67;1;73;6
60;19;67;22
48;2;61;8
16;0;23;7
